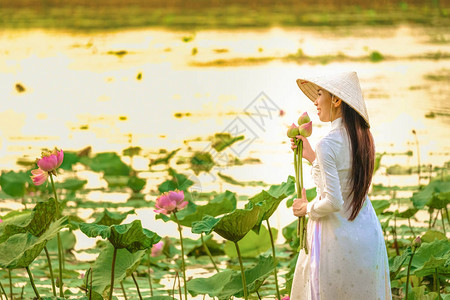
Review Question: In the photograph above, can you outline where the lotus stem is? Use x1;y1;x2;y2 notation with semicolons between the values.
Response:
8;270;12;300
89;267;93;300
404;247;416;299
234;241;248;300
445;206;450;225
407;217;415;239
393;213;400;256
120;282;128;300
432;210;439;228
201;233;219;273
412;130;421;187
177;272;182;300
256;291;262;300
131;273;143;300
297;140;308;254
441;209;446;234
49;173;64;297
0;280;8;300
266;219;281;300
172;212;188;300
26;266;40;299
44;246;57;297
109;247;118;300
434;268;440;296
146;252;154;297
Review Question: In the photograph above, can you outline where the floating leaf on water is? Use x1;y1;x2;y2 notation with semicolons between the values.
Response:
136;72;142;80
80;152;130;176
369;51;384;62
15;83;26;92
158;168;194;193
218;172;267;187
107;50;128;57
0;216;68;269
224;225;277;258
56;178;88;191
211;133;245;152
103;175;129;188
122;146;142;157
127;176;146;193
190;151;214;175
149;148;180;167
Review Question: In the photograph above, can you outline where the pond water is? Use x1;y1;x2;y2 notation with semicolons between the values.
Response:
0;25;449;298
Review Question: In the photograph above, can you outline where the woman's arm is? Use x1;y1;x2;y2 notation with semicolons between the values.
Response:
306;138;344;219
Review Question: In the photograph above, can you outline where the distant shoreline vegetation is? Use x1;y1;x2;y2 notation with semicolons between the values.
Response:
1;0;448;31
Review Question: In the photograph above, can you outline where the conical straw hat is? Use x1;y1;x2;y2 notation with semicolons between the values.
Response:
296;71;370;127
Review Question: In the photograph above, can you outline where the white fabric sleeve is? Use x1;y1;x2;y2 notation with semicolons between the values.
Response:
307;138;344;219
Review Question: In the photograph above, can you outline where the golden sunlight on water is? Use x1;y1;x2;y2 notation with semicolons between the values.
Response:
1;25;449;239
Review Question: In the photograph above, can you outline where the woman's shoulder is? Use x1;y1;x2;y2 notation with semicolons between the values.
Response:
316;128;346;158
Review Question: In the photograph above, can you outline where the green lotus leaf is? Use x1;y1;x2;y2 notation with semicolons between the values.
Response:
80;220;161;252
421;229;447;243
56;178;88;191
0;216;68;269
191;215;221;235
149;148;180;167
187;255;275;299
168;190;237;227
413;254;450;277
58;151;80;171
371;200;390;215
0;170;30;197
127;176;146;193
389;247;412;279
158;168;194;193
103;175;129;188
214;202;261;243
211;133;245;152
411;179;450;209
80;152;130;176
247;176;295;233
411;239;450;277
92;209;136;226
286;187;317;208
46;230;77;252
224;225;277;258
80;223;111;239
427;191;450;209
395;208;418;218
0;197;57;243
411;286;438;300
122;146;142;157
84;243;145;298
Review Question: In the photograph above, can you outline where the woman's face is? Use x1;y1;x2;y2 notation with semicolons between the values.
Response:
314;89;333;122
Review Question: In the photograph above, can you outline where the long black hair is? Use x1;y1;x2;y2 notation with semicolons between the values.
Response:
341;101;375;221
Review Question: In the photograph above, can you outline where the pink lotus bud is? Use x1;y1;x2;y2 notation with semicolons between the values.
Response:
154;190;187;215
37;148;64;173
298;121;312;137
151;241;164;257
287;123;299;138
412;236;421;248
297;112;310;126
0;219;3;223
276;296;290;300
30;168;49;186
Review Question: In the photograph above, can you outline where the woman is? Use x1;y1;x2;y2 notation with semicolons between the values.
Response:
289;71;391;300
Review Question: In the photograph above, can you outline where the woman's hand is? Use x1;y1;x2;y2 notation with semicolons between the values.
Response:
290;135;316;164
293;188;308;217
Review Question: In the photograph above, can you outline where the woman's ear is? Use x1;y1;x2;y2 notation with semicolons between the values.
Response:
333;98;342;107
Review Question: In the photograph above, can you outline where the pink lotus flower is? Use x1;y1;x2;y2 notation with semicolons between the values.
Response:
0;219;3;223
31;168;48;186
297;112;310;126
154;190;188;215
30;148;64;186
151;241;164;257
298;121;312;137
37;148;64;173
287;123;299;138
276;296;290;300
